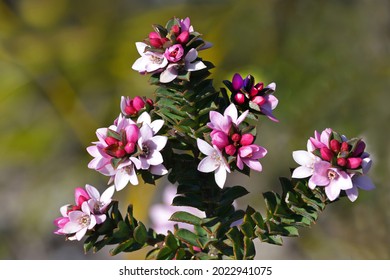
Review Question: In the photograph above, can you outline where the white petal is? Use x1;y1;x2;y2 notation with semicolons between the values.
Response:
224;103;238;124
150;136;168;151
236;110;249;126
197;138;214;156
137;111;151;125
150;164;168;175
214;166;227;188
325;185;341;201
135;42;147;55
346;186;359;202
114;169;130;191
185;48;198;62
100;186;115;203
75;227;88;241
160;65;178;83
150;119;164;134
85;184;100;200
292;166;313;178
292;150;315;166
186;60;206;72
198;156;218;173
146;150;164;165
132;57;147;72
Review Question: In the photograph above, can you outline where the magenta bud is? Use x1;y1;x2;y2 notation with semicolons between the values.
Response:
211;131;229;149
254;82;264;91
171;24;180;35
337;157;347;167
249;87;259;97
225;144;237;156
149;32;163;48
330;139;341;153
251;95;266;106
74;187;90;207
132;96;146;111
240;134;255;146
124;142;136;154
346;157;362;169
105;136;118;146
124;105;137;116
341;142;350;152
232;73;243;91
320;147;333;161
234;93;246;105
176;31;190;44
146;98;154;107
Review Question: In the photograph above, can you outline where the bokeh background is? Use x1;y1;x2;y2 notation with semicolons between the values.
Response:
0;0;389;259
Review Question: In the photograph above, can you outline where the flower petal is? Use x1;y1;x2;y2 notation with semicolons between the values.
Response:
160;65;178;83
150;136;168;151
85;184;100;200
242;158;263;172
198;156;218;173
345;186;359;202
292;166;313;178
214;166;227;188
197;138;214;156
150;164;168;175
100;186;115;203
325;184;341;201
292;150;315;166
352;175;375;190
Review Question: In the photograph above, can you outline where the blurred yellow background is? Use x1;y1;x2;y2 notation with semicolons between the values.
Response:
0;0;389;259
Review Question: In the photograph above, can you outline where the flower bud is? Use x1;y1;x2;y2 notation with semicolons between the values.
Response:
232;73;243;91
105;136;118;146
225;144;237;156
171;24;180;35
240;134;255;146
231;133;241;143
234;93;245;104
149;32;164;48
330;139;341;153
353;140;366;157
346;157;362;169
132;96;146;111
249;87;259;97
74;187;90;207
341;141;350;152
337;157;347;167
251;95;266;106
211;131;229;149
176;31;190;44
320;147;333;161
125;142;136;154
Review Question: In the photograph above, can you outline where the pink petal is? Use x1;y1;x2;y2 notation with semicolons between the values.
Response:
150;136;168;151
242;158;263;172
224;103;238;124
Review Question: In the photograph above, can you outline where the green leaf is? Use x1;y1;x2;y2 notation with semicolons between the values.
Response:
226;227;244;260
165;232;180;250
84;234;99;253
172;195;205;210
243;237;256;260
112;220;131;239
170;211;202;226
110;239;135;256
156;246;175;260
221;185;249;204
175;228;199;247
133;222;147;244
240;221;254;238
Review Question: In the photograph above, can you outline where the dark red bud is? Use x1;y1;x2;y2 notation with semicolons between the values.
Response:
171;25;180;35
240;134;255;146
124;104;137;116
353;140;366;156
132;96;146;111
346;157;362;169
146;98;154;107
231;133;241;143
337;157;347;167
341;142;350;152
249;87;259;97
225;144;237;156
330;139;341;153
254;82;264;91
234;93;245;105
320;147;334;162
105;136;118;146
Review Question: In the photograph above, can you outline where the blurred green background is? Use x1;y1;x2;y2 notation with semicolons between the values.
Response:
0;0;389;259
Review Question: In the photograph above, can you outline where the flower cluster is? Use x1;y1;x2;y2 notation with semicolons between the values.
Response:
197;104;267;188
54;185;114;240
87;110;168;191
120;96;153;117
132;17;210;83
224;73;278;122
292;128;375;201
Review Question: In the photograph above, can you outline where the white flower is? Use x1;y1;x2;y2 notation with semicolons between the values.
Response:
86;184;115;217
62;202;97;241
291;150;321;189
197;138;231;188
132;42;168;73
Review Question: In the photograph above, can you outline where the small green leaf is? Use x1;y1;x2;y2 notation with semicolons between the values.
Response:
165;232;179;250
170;211;202;226
109;239;134;256
175;228;199;247
133;222;147;244
112;220;131;239
243;237;256;260
221;185;250;204
156;246;175;260
240;221;254;238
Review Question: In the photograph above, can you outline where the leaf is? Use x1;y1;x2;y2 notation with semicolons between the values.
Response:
84;234;99;253
240;221;254;238
172;195;205;210
221;185;249;205
109;239;134;256
133;222;147;244
165;232;180;250
226;227;244;260
175;228;199;247
243;237;256;260
156;246;175;260
112;220;131;239
170;211;202;226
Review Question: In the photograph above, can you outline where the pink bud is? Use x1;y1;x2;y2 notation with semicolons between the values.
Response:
234;93;245;105
251;95;266;106
249;87;259;97
171;24;180;35
146;98;154;107
74;187;90;207
114;148;126;158
149;32;163;48
176;31;190;44
132;96;145;111
124;142;136;154
346;157;362;169
225;144;237;156
231;133;241;143
320;147;333;161
211;131;229;149
330;139;341;153
254;82;264;91
124;104;137;116
240;134;255;146
337;157;347;167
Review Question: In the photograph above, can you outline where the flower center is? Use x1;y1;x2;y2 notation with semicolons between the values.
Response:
327;170;338;181
211;151;222;164
149;55;164;64
79;215;91;227
142;144;150;157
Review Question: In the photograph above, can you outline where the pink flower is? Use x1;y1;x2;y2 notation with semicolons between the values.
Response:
121;96;150;117
309;161;353;201
86;184;114;215
197;138;231;188
53;205;71;235
62;202;97;241
208;103;248;135
308;128;332;152
236;144;267;172
148;31;168;48
164;44;184;62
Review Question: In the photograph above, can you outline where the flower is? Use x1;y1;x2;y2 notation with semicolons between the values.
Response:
120;96;152;117
85;184;115;215
197;138;231;188
309;161;353;201
164;44;184;62
132;42;168;73
346;158;376;202
208;103;248;135
62;202;97;241
236;144;267;172
291;150;321;188
227;73;278;122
